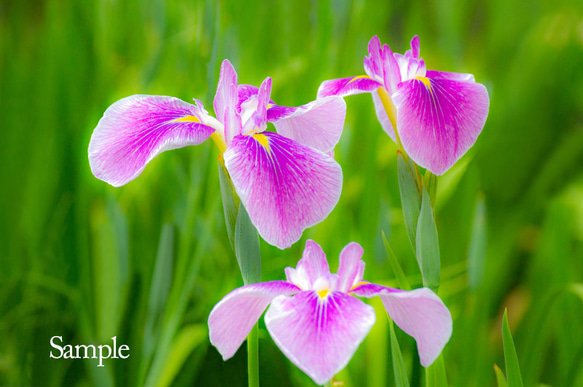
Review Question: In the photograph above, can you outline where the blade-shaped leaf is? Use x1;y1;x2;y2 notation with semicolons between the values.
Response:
218;158;240;251
502;309;524;387
423;171;438;209
235;203;261;285
467;194;487;291
390;318;410;387
382;231;411;291
425;355;448;387
416;188;440;290
398;152;422;253
494;364;508;387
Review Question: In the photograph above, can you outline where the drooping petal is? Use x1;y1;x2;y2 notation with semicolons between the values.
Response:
336;242;365;293
426;70;475;83
265;291;376;385
88;95;216;187
208;281;300;360
351;284;452;367
317;76;382;98
392;77;489;175
213;59;242;146
223;132;343;249
267;96;346;153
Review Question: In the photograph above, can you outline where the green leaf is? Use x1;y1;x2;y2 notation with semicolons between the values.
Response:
398;152;422;253
467;194;487;291
494;364;508;387
425;355;448;387
382;231;411;291
502;309;524;387
415;188;441;290
424;170;438;208
235;203;261;285
389;319;410;387
218;159;241;251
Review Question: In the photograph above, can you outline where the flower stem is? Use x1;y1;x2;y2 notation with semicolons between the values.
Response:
248;324;260;387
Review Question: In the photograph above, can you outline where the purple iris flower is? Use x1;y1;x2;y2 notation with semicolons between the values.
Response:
318;35;489;175
89;59;347;249
208;240;452;385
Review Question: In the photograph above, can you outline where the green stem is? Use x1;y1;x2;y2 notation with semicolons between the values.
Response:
248;324;259;387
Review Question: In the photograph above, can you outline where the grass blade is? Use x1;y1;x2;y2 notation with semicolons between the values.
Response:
502;309;524;387
415;188;440;290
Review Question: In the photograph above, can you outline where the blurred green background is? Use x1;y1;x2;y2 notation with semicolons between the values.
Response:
1;0;583;386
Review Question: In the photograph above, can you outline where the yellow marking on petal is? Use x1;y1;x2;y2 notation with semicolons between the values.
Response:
211;132;227;153
252;133;271;154
171;115;201;123
415;76;433;94
348;74;372;84
267;104;273;109
350;281;369;291
318;289;329;298
377;86;402;150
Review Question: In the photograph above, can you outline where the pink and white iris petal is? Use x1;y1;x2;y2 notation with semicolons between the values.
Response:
208;281;300;360
336;242;365;293
213;59;242;145
351;284;452;367
285;240;331;289
242;77;272;134
363;35;383;79
380;44;401;94
392;77;489;175
425;70;475;83
317;76;382;98
371;90;397;141
267;96;347;153
265;291;376;385
223;132;343;249
88;95;215;187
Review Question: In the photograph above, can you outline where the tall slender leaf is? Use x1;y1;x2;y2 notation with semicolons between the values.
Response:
415;188;440;290
390;319;410;387
382;231;411;291
467;194;487;291
502;309;524;387
398;152;422;253
494;365;508;387
425;355;448;387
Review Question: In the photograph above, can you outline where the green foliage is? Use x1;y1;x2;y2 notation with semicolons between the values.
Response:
1;0;583;386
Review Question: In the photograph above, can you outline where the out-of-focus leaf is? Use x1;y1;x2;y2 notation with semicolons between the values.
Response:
467;194;487;291
425;355;448;387
235;203;261;285
398;152;422;253
416;188;440;290
494;364;508;387
218;159;240;250
502;309;524;387
424;171;438;209
367;297;388;387
389;319;410;387
382;231;411;291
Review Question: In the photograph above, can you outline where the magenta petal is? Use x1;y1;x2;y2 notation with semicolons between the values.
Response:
208;281;300;360
265;291;376;385
409;35;420;59
267;96;346;153
88;95;215;187
213;59;242;145
295;240;330;286
337;242;365;292
317;76;382;98
223;132;342;249
393;77;489;175
351;284;452;366
242;77;272;133
426;70;475;83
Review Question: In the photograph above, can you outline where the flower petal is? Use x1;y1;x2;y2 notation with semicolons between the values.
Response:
267;96;346;153
208;281;300;360
392;77;489;175
242;77;272;134
88;95;215;187
265;291;376;385
364;35;383;79
286;240;330;288
213;59;242;145
317;76;382;98
371;89;397;141
426;70;475;83
224;132;342;249
351;284;452;366
337;242;365;292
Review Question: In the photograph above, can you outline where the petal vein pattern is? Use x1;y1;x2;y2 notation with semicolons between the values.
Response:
223;133;342;249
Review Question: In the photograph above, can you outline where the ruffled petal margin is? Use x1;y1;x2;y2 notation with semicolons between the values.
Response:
267;96;346;153
208;281;300;360
392;77;489;175
265;291;376;385
88;95;215;187
224;132;342;249
351;284;452;366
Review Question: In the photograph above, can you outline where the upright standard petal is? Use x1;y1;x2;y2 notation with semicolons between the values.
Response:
241;77;272;134
88;95;215;187
265;291;376;385
351;284;452;366
317;76;381;98
336;242;365;293
223;132;342;249
208;281;300;360
392;77;489;175
267;96;346;153
214;59;242;146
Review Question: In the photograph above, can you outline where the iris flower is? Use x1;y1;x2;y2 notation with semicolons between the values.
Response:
318;35;489;175
89;60;347;249
208;240;452;385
